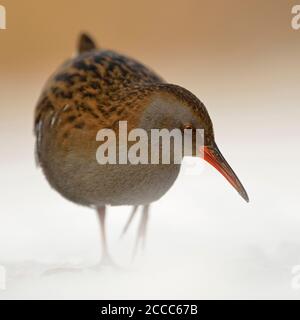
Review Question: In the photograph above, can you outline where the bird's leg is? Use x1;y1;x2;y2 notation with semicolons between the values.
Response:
96;206;114;266
120;205;139;239
140;205;150;250
132;204;150;260
45;206;114;274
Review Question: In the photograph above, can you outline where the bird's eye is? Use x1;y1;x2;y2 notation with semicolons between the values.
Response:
184;124;193;130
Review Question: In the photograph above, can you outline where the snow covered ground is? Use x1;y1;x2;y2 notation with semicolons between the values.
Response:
1;59;300;300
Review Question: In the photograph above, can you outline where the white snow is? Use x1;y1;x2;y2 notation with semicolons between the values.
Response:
1;63;300;300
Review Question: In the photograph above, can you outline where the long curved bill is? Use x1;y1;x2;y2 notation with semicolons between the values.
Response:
203;142;249;202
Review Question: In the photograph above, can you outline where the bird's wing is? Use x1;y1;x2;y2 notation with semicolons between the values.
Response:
34;95;56;166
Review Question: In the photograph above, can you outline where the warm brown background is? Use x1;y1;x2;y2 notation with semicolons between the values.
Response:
1;0;299;73
0;0;300;299
1;0;300;130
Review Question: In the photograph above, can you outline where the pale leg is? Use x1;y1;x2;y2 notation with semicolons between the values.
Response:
132;204;150;259
96;206;114;266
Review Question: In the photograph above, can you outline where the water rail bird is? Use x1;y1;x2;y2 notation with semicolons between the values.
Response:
34;33;249;265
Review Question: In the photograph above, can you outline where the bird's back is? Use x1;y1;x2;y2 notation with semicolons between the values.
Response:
34;38;181;207
35;49;163;125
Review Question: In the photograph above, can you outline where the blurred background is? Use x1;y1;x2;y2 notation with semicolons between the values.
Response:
0;0;300;299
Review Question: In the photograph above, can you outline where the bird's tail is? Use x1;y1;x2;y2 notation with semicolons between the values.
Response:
120;206;139;239
77;32;98;55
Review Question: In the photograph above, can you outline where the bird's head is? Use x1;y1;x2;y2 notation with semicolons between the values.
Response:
139;83;249;202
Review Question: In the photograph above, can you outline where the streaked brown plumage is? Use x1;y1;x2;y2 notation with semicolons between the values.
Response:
34;33;248;265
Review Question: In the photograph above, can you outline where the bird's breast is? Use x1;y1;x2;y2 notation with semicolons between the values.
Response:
42;145;181;206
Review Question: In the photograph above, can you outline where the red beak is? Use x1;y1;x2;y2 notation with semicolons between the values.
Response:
204;143;249;202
